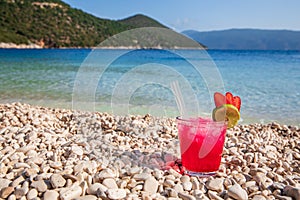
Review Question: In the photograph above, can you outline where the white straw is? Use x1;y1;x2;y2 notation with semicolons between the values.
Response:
170;81;187;118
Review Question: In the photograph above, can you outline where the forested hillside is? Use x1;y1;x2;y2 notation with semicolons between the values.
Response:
0;0;167;48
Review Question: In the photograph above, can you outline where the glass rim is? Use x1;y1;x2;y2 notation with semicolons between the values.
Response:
176;116;227;126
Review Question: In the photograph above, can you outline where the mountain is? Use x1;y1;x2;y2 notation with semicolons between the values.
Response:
118;14;168;29
182;29;300;50
0;0;168;48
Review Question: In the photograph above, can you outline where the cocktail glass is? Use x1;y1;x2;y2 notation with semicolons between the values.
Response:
176;117;227;177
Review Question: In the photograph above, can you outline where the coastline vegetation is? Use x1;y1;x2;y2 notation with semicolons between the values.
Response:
0;0;166;48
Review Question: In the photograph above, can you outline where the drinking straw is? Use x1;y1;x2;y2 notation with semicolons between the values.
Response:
170;80;187;119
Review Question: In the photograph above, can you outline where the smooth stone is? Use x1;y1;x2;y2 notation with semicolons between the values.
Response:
233;173;247;185
87;183;107;195
14;162;31;169
118;180;127;189
129;167;142;175
74;162;85;174
275;195;293;200
98;168;116;179
24;168;39;177
0;178;11;190
134;184;143;190
102;178;118;189
31;180;48;192
193;189;204;198
79;181;88;196
50;161;62;169
14;188;27;199
0;186;14;199
168;168;182;178
164;179;175;187
86;161;98;174
143;177;159;194
206;178;224;192
283;185;300;200
26;189;38;200
29;157;43;165
0;165;8;175
96;188;108;199
253;172;267;184
272;182;286;190
153;169;164;180
166;188;178;197
228;183;248;200
6;172;15;180
63;174;78;182
44;190;59;200
71;146;84;156
60;185;82;200
178;192;196;200
7;194;17;200
107;189;127;199
174;183;184;193
50;174;66;188
182;182;193;191
165;175;176;181
11;175;25;187
133;173;150;181
74;195;98;200
180;175;190;183
252;195;267;200
190;177;200;190
244;181;257;188
208;190;223;200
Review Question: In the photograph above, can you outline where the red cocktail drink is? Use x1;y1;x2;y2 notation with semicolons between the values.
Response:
177;117;226;176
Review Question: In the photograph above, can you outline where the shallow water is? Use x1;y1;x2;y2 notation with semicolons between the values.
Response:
0;49;299;125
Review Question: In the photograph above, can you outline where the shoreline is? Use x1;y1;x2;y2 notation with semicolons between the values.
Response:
0;43;43;49
1;100;298;127
1;43;299;51
0;42;206;50
0;102;299;199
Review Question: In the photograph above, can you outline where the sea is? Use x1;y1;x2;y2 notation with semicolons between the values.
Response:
0;48;299;125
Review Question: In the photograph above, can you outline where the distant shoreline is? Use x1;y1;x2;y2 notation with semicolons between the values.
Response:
2;43;299;51
0;42;206;50
0;42;43;49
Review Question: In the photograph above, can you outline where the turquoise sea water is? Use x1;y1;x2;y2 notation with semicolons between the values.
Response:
0;49;299;125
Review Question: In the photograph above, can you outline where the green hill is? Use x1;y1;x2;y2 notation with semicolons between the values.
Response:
0;0;168;48
118;14;168;29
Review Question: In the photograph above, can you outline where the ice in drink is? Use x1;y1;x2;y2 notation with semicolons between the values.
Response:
177;117;226;175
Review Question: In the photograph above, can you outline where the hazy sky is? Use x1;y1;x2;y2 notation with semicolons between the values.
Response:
62;0;300;32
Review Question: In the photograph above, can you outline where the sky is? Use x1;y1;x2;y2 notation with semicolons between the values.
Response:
62;0;300;32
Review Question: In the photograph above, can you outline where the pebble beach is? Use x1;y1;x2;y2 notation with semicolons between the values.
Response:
0;102;299;200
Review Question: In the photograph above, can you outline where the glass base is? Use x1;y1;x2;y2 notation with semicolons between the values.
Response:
185;170;216;177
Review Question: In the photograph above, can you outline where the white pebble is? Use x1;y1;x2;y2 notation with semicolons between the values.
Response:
107;189;127;199
143;177;159;194
50;174;66;188
228;183;248;200
44;190;59;200
72;146;84;156
31;180;48;192
26;189;38;200
102;178;118;189
60;185;82;200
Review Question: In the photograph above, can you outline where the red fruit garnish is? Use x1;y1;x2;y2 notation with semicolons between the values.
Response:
225;92;234;105
233;96;241;111
214;92;241;111
214;92;226;107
